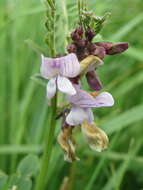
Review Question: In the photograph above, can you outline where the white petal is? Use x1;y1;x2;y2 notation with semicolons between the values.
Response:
59;53;80;78
66;106;94;126
94;92;114;107
46;78;56;99
57;75;76;95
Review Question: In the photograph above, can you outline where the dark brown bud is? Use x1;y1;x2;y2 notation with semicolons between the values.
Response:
75;39;86;48
95;42;113;50
71;26;84;41
67;43;77;53
86;70;102;91
106;42;129;55
88;43;97;52
75;26;84;36
91;46;106;59
71;32;81;41
76;48;90;61
85;29;96;41
95;42;129;55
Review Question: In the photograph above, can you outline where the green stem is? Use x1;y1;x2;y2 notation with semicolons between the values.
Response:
35;1;57;189
35;94;57;190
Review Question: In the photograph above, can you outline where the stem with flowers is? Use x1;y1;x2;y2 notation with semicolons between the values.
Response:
34;0;129;188
35;0;57;190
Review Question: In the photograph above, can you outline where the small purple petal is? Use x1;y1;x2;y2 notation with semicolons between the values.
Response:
40;55;60;79
68;86;114;108
68;86;96;107
59;53;80;78
86;70;102;91
46;77;56;99
66;106;94;126
57;75;76;95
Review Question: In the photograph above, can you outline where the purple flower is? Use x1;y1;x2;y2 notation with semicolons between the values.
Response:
66;86;114;126
40;53;80;99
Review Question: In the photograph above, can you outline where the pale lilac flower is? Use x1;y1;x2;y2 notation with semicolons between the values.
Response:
40;53;80;99
66;86;114;126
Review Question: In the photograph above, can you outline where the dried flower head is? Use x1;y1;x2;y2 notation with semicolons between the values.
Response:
58;125;79;162
81;121;109;152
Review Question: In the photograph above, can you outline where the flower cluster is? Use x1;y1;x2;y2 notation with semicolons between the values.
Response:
40;21;128;162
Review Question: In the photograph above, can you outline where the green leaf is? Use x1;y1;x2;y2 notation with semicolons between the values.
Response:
8;175;32;190
114;70;143;98
0;171;8;189
102;139;143;190
31;74;48;86
125;47;143;61
17;154;40;178
102;104;143;134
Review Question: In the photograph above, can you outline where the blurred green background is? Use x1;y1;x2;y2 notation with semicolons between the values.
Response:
0;0;143;189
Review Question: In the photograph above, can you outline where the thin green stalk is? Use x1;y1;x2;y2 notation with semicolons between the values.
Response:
35;1;57;189
35;94;57;190
78;0;82;25
61;0;69;51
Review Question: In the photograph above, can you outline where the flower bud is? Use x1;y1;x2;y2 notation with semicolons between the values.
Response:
88;43;97;52
58;125;79;162
85;28;96;41
106;42;129;55
92;46;106;59
95;42;113;50
86;70;102;91
71;26;84;41
67;43;77;53
81;121;109;152
75;39;86;48
76;26;84;36
95;42;129;55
